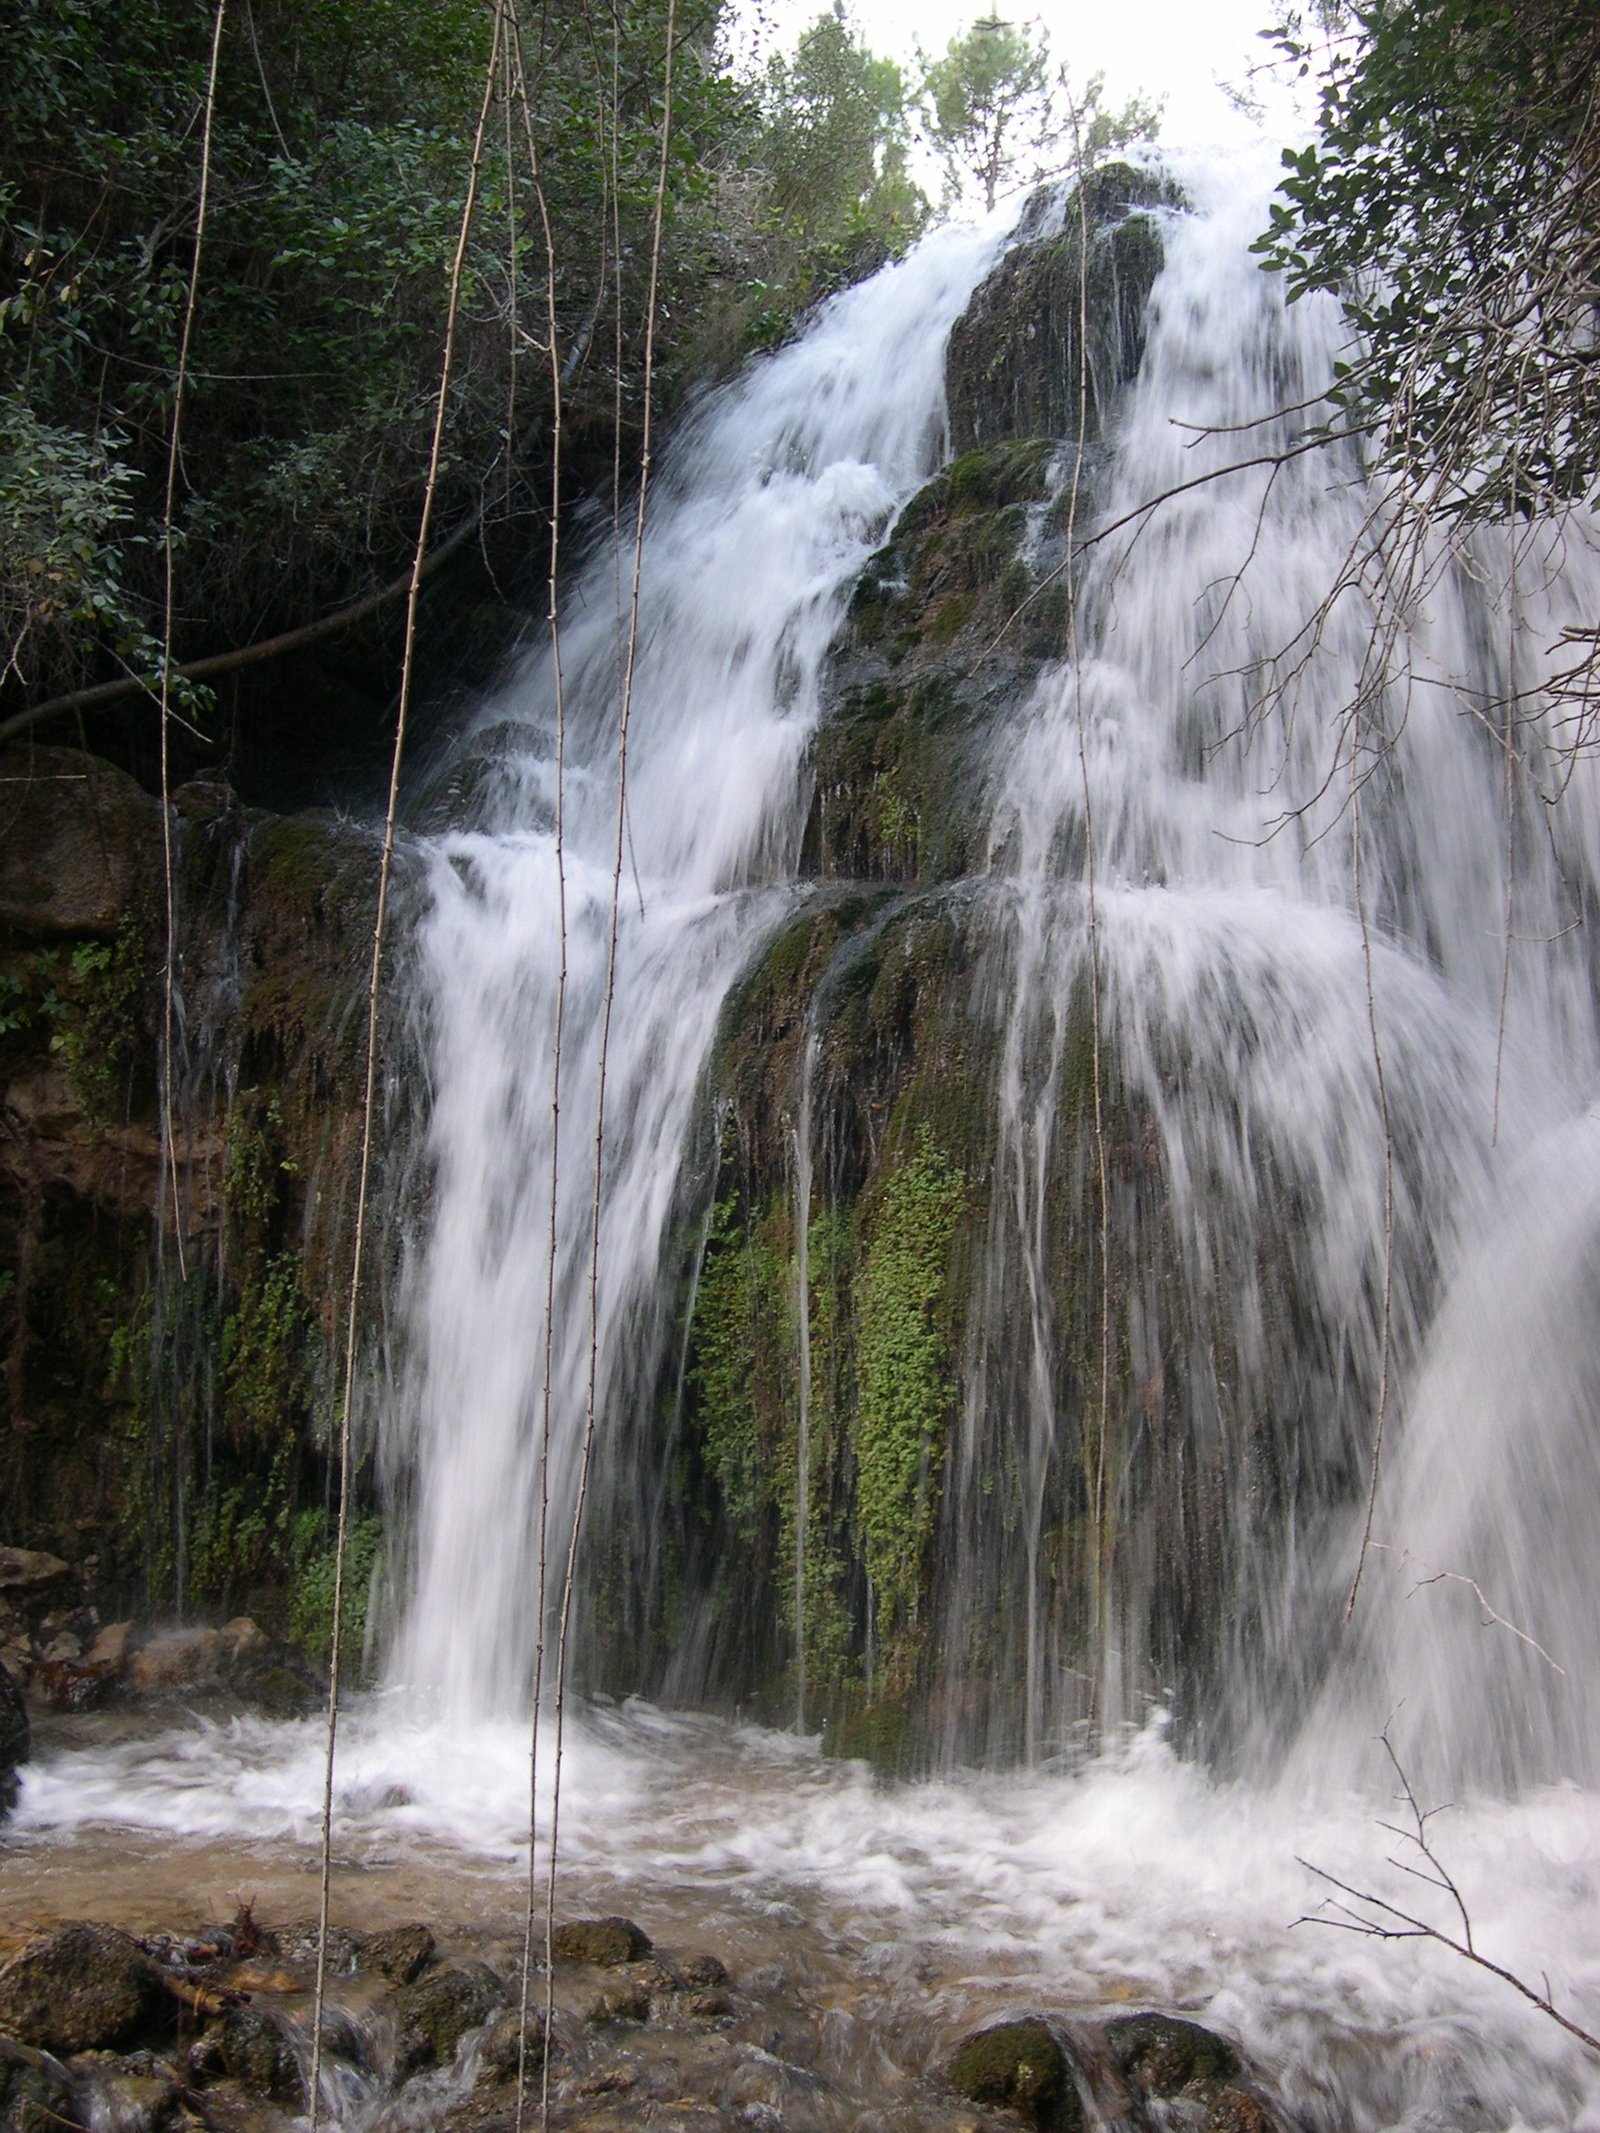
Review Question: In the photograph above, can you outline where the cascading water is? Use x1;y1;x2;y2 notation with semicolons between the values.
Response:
382;214;1007;1721
16;143;1600;2133
948;152;1600;1789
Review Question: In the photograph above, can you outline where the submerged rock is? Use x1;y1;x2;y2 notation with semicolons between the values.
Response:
0;1925;170;2055
947;2018;1083;2131
0;2031;75;2133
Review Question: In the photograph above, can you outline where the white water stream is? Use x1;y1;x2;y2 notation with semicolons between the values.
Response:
14;147;1600;2129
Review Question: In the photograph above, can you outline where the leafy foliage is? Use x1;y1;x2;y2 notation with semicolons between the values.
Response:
0;0;741;713
1256;0;1600;519
854;1130;965;1660
918;16;1161;212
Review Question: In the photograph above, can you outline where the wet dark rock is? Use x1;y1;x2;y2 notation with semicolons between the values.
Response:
680;1955;730;1989
359;1924;436;1986
947;2018;1083;2131
274;1923;363;1974
0;752;160;941
392;1961;507;2078
550;1919;652;1967
586;1985;651;2026
1105;2011;1242;2096
126;1628;227;1695
32;1657;117;1714
0;2033;76;2133
475;2009;550;2086
679;1989;733;2022
0;1551;70;1595
1203;2083;1292;2132
0;1926;171;2055
67;2051;181;2133
0;1660;28;1819
945;165;1177;456
214;2007;304;2104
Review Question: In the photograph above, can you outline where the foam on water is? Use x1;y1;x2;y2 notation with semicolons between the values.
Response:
15;1706;1600;2129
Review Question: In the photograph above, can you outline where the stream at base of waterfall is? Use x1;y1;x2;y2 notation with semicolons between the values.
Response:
11;141;1600;2132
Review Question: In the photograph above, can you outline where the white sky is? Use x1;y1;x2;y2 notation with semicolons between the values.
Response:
732;0;1302;158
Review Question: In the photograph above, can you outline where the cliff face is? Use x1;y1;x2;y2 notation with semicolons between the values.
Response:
0;167;1179;1746
0;745;387;1677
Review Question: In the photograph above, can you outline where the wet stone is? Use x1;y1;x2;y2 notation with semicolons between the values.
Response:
680;1955;730;1988
679;1989;732;2022
68;2052;181;2133
0;2034;75;2133
359;1924;435;1986
1105;2012;1242;2097
586;1985;651;2026
475;2009;550;2086
551;1919;653;1967
947;2019;1083;2132
1203;2084;1290;2132
215;2006;304;2104
0;1924;171;2055
393;1961;507;2078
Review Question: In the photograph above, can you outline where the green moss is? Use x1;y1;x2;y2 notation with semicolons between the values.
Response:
286;1506;384;1668
853;1128;966;1671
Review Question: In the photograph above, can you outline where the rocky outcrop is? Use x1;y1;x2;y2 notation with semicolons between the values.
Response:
946;163;1177;455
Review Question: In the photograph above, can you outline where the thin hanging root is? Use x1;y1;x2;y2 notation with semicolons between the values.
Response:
503;12;571;2128
156;0;229;1285
307;7;509;2127
540;4;678;2121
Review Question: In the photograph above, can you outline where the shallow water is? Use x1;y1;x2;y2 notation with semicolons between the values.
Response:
13;1702;1600;2130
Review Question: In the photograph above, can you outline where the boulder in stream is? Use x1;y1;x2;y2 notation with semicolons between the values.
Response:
947;2018;1084;2131
550;1918;652;1967
392;1961;507;2078
1105;2011;1242;2095
0;1924;170;2055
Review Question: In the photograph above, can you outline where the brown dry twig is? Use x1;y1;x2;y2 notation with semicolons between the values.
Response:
1298;1732;1600;2056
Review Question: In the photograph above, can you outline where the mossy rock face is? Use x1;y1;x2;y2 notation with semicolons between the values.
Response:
948;2019;1083;2131
946;164;1177;455
1106;2011;1243;2095
0;1924;170;2055
809;439;1073;887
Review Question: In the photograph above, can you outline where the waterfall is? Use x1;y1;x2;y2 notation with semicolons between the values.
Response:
957;151;1600;1783
21;143;1600;2133
382;216;1007;1722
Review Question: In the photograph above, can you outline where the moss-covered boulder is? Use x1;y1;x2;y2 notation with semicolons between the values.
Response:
946;164;1176;455
948;2018;1083;2130
0;1925;171;2055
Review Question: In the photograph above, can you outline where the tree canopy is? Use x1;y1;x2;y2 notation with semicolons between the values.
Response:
1256;0;1600;521
917;16;1161;212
